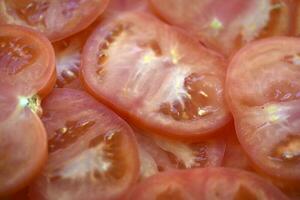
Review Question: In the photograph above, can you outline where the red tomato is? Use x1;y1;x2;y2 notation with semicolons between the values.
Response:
29;89;139;200
0;24;56;98
0;0;109;42
149;0;293;56
129;168;289;200
135;128;225;179
226;37;300;182
81;12;230;140
222;123;253;170
0;25;55;197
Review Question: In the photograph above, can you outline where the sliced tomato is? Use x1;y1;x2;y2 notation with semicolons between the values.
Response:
222;123;253;170
0;0;109;42
53;17;102;89
0;86;47;197
129;168;289;200
0;24;56;98
29;89;139;200
226;37;300;182
81;12;230;140
134;128;225;179
149;0;293;56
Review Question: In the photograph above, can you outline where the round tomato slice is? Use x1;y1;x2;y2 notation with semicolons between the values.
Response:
149;0;292;56
81;12;230;140
0;0;109;42
129;168;289;200
226;37;300;182
0;24;55;98
29;88;139;200
134;128;225;179
106;0;149;13
0;86;47;197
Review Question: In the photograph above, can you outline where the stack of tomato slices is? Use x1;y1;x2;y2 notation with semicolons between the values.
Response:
0;0;299;199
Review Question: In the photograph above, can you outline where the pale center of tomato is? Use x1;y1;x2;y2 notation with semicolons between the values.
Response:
0;36;35;75
154;137;208;168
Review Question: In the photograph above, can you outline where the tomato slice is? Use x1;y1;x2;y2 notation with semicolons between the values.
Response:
0;0;109;42
53;17;102;89
0;24;55;98
226;37;300;182
129;168;289;200
81;12;230;140
0;86;47;197
135;128;225;179
149;0;292;56
222;123;253;170
29;89;139;200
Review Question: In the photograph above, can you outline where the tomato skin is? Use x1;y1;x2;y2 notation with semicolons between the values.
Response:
128;167;289;200
0;24;56;98
29;88;139;200
0;0;110;42
226;37;300;182
81;12;230;141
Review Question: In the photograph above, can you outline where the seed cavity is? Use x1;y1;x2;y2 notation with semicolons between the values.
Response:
283;53;300;66
50;130;125;183
95;24;124;79
48;120;95;153
0;36;35;75
14;1;49;26
159;73;214;121
271;135;300;162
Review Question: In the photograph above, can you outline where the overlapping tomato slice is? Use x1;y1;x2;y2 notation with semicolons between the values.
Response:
0;0;110;41
226;37;300;183
129;168;289;200
81;12;230;140
134;128;225;179
29;89;139;200
0;25;55;196
149;0;293;56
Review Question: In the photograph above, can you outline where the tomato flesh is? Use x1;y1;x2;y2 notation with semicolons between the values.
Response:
29;89;139;200
81;12;230;140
